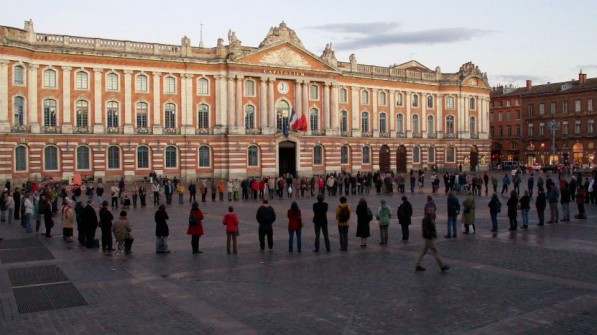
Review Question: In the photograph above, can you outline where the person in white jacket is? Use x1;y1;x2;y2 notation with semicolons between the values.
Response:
23;193;34;233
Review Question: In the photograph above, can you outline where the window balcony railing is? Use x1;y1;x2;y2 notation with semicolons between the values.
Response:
135;127;152;134
379;132;391;138
245;128;261;135
443;132;457;139
106;127;123;134
470;133;479;139
164;127;181;135
74;126;92;134
396;131;405;138
340;131;351;137
361;131;372;137
42;125;61;134
195;128;213;135
427;132;437;139
11;124;31;133
310;129;325;136
411;132;422;138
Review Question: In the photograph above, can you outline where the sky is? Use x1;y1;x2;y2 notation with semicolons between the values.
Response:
1;0;596;87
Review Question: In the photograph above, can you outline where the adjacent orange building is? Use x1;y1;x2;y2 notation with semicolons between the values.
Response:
0;21;491;183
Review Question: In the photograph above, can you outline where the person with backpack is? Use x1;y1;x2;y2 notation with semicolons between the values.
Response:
446;192;460;238
312;194;331;253
486;192;500;232
355;198;372;248
335;196;351;251
222;206;240;254
256;199;276;251
377;199;392;245
187;201;205;254
397;196;413;241
287;201;303;253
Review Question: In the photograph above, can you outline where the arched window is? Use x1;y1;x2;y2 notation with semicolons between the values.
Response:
164;76;176;94
248;145;259;166
470;97;476;110
137;146;149;169
13;96;25;126
164;103;176;129
313;145;323;165
165;146;177;168
106;72;119;91
14;65;25;85
397;113;404;133
310;108;319;132
197;104;209;128
245;105;255;129
413;146;420;164
76;146;90;170
44;146;59;171
379;113;387;133
470;116;477;136
75;71;88;89
446;115;455;134
446;96;455;110
199;146;210;167
361;112;370;133
361;90;370;104
428;146;436;163
412;114;419;134
76;100;88;127
244;79;255;96
106;101;119;128
136;74;148;92
136;102;148;128
107;146;120;169
412;94;419;107
43;99;57;127
446;146;456;163
427;115;434;135
197;77;209;95
379;91;387;106
340;110;348;132
427;95;434;109
339;88;348;103
15;146;27;171
276;100;290;130
43;69;57;88
396;92;403;106
341;145;349;164
362;146;371;164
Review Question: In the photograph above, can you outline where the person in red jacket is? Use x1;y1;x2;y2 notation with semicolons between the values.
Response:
287;201;303;253
186;201;204;254
222;206;240;254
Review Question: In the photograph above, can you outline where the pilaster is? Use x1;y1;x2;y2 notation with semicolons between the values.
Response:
259;77;267;129
214;74;228;133
123;70;134;134
301;80;309;117
372;88;378;137
323;82;330;131
351;86;360;136
152;72;162;134
267;78;275;133
61;66;73;133
330;83;338;134
93;68;103;133
0;60;10;132
28;64;40;133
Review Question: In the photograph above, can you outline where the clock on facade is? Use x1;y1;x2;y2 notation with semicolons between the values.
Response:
277;81;289;94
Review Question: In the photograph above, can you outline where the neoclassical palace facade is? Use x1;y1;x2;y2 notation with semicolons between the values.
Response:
0;21;490;183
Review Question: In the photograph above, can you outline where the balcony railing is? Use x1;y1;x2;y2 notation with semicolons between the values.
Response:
411;132;422;138
42;126;61;134
396;131;405;138
164;127;181;135
361;131;372;137
11;124;31;133
135;127;153;134
74;126;92;134
443;132;458;139
470;133;479;139
245;128;261;135
379;132;391;138
106;127;123;134
340;131;352;137
427;132;437;139
195;128;213;135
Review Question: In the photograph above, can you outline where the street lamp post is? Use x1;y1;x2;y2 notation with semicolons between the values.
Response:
547;119;560;164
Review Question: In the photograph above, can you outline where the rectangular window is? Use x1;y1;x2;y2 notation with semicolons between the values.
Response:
339;89;348;103
511;142;517;150
77;147;90;170
507;125;512;136
43;70;57;88
506;100;511;107
562;102;568;113
575;100;581;112
551;102;556;114
44;147;58;171
310;85;319;100
516;126;521;137
498;101;503;107
506;112;511;121
575;122;581;134
106;73;119;91
528;104;534;116
562;122;568;135
539;124;545;136
539;103;545;115
498;126;503;137
136;75;148;92
528;124;534;136
313;146;323;165
137;148;149;169
588;121;594;134
14;66;25;85
244;80;255;96
498;112;503;121
589;99;593;112
516;110;521;120
490;112;494;122
490;126;494;138
75;72;89;90
515;99;521;106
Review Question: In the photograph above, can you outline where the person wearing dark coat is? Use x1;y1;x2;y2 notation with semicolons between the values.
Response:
13;188;21;220
488;193;501;232
397;196;413;241
80;200;98;248
507;191;519;231
42;197;54;238
535;190;547;226
99;201;114;252
155;204;170;253
355;198;372;247
415;213;450;272
312;194;330;252
256;199;276;251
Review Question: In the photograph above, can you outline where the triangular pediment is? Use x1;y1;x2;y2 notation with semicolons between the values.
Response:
237;42;337;72
391;60;433;72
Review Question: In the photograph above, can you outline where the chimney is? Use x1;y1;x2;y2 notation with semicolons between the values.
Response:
579;70;587;85
526;80;532;90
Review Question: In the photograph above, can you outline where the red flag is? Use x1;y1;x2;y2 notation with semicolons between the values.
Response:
295;115;308;131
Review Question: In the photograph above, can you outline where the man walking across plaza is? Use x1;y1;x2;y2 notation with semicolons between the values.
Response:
415;212;450;272
446;191;460;238
312;194;331;252
256;199;276;251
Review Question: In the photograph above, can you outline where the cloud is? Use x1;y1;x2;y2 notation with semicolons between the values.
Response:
488;74;546;86
575;64;597;72
307;22;491;50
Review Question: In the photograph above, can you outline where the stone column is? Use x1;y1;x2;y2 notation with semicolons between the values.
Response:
259;77;267;129
323;82;330;131
437;94;443;133
227;76;235;128
302;81;309;118
0;60;11;132
389;90;395;132
351;86;359;136
93;68;103;133
214;74;228;133
371;89;378;136
182;74;194;133
294;80;302;118
267;78;275;130
405;92;411;135
61;67;72;133
421;92;427;138
235;76;243;130
123;70;133;134
152;72;162;134
330;83;338;132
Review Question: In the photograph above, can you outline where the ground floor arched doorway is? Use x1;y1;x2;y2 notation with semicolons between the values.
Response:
379;145;390;172
278;141;296;177
396;145;407;173
573;142;584;164
470;145;479;171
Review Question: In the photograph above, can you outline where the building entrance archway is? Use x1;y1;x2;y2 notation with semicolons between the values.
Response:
470;145;479;171
573;143;584;164
379;145;390;172
278;141;296;177
396;145;407;173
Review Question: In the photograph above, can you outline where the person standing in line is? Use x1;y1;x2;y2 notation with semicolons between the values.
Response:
188;181;197;203
483;172;489;195
99;201;114;252
164;180;174;205
187;201;205;254
519;190;531;229
256;199;276;251
227;179;234;201
131;182;138;209
6;192;15;224
110;186;119;210
176;182;186;205
415;213;450;272
547;181;560;223
196;181;204;203
312;194;330;252
96;183;104;207
488;193;501;233
61;198;75;242
155;205;170;253
377;199;392;245
138;183;147;208
575;185;587;219
218;180;225;201
211;179;218;202
335;196;351;251
355;198;372;248
13;188;21;221
507;191;519;231
462;191;476;234
287;201;303;253
112;211;134;255
446;192;460;239
222;206;240;254
397;196;413;241
560;180;571;222
527;173;535;199
535;189;547;226
23;192;33;233
82;200;99;248
152;182;161;207
42;196;54;238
